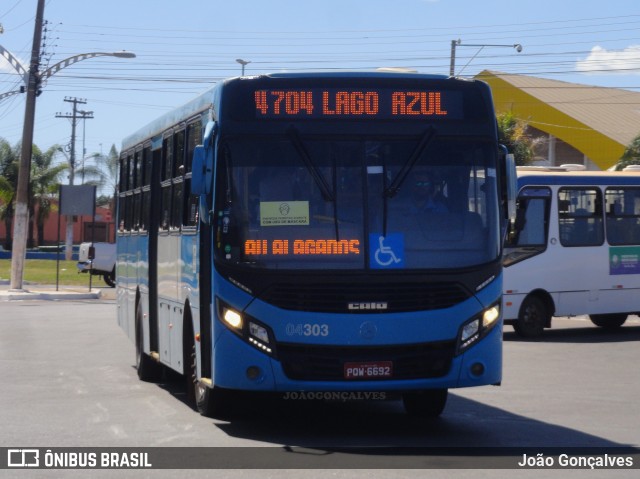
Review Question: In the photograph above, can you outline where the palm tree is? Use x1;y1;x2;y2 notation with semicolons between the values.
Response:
29;145;67;246
615;133;640;170
0;139;20;250
76;143;119;219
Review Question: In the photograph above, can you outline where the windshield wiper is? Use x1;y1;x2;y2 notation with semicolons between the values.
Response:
383;126;437;198
287;125;334;202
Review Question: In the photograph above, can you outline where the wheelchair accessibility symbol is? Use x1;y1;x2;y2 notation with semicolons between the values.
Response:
370;234;404;269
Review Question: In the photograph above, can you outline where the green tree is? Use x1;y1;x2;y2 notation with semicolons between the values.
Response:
29;145;67;247
614;133;640;170
496;111;539;166
0;140;66;249
0;139;20;250
76;143;119;213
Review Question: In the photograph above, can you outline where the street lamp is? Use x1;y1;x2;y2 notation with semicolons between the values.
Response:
3;0;136;291
0;90;23;101
40;51;135;84
236;58;251;76
449;39;522;77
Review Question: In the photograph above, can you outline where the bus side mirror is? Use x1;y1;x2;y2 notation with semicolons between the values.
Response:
505;153;517;223
191;120;217;197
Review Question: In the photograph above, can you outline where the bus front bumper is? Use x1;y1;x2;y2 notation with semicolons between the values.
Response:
211;322;502;392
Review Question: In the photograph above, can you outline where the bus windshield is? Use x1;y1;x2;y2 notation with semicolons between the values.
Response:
214;134;500;270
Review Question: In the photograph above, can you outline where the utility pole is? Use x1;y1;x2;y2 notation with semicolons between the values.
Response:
5;6;134;291
79;109;94;183
56;98;93;260
9;0;45;291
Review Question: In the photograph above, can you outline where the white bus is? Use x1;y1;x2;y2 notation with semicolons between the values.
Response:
503;169;640;337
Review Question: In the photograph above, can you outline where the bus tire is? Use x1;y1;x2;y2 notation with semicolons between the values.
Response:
589;314;627;330
186;331;231;418
135;304;162;382
195;384;232;418
402;389;448;418
513;295;548;338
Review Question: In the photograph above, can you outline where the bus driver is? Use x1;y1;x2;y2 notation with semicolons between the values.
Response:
409;170;448;214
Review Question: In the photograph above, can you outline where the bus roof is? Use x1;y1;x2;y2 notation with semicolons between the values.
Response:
517;169;640;187
121;71;491;152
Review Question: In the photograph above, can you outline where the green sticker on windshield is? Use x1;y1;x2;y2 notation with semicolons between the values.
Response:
260;201;310;226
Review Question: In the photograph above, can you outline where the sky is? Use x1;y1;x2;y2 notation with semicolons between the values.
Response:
1;0;640;173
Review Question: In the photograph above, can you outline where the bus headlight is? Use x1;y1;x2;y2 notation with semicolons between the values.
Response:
216;298;276;357
456;303;501;354
460;320;480;345
249;322;270;344
248;321;273;355
223;308;243;330
482;305;500;329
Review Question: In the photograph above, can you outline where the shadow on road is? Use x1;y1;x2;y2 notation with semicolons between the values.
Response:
215;394;630;448
152;371;632;451
504;322;640;344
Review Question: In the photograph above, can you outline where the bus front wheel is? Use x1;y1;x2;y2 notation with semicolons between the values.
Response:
195;383;232;418
402;389;448;418
186;334;232;418
514;295;548;338
589;314;627;330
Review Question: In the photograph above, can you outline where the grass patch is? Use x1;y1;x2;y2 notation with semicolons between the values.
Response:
0;259;95;286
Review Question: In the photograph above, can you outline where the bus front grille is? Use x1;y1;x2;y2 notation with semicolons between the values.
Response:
277;341;455;381
258;282;470;313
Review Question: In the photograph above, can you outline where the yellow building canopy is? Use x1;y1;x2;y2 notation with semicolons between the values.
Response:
475;70;640;170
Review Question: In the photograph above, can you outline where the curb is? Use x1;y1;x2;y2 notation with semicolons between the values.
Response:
0;288;111;302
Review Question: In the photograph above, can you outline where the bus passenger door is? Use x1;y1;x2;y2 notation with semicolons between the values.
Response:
554;187;605;315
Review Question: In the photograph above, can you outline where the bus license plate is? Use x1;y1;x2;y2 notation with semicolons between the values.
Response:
344;361;393;379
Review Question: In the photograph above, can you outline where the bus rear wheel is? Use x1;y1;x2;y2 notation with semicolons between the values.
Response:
514;295;548;338
589;314;627;330
402;389;448;418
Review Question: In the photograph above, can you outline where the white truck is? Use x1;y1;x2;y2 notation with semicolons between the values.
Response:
77;242;116;287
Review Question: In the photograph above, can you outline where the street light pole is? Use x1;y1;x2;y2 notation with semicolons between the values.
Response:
236;58;250;76
9;0;45;291
449;39;522;77
4;0;135;291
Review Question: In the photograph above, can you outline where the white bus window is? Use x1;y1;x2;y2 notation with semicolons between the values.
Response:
558;188;604;247
605;188;640;245
503;187;550;266
517;198;547;245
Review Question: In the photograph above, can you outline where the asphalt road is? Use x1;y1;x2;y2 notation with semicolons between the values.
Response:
1;299;639;478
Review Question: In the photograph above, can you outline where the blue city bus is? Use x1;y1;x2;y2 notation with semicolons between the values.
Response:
116;71;516;417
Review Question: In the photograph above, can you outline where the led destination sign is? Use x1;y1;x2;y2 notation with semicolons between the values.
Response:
245;239;361;256
254;89;463;119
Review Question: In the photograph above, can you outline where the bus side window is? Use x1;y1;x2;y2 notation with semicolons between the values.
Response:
606;187;640;245
507;187;551;247
559;188;603;247
516;198;547;246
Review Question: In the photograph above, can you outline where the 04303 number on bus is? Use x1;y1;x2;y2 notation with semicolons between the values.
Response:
286;323;330;337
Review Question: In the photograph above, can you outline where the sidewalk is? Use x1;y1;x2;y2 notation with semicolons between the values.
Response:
0;280;116;301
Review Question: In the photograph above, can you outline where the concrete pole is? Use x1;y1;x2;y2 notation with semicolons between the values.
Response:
449;39;458;77
9;0;45;291
57;98;91;260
